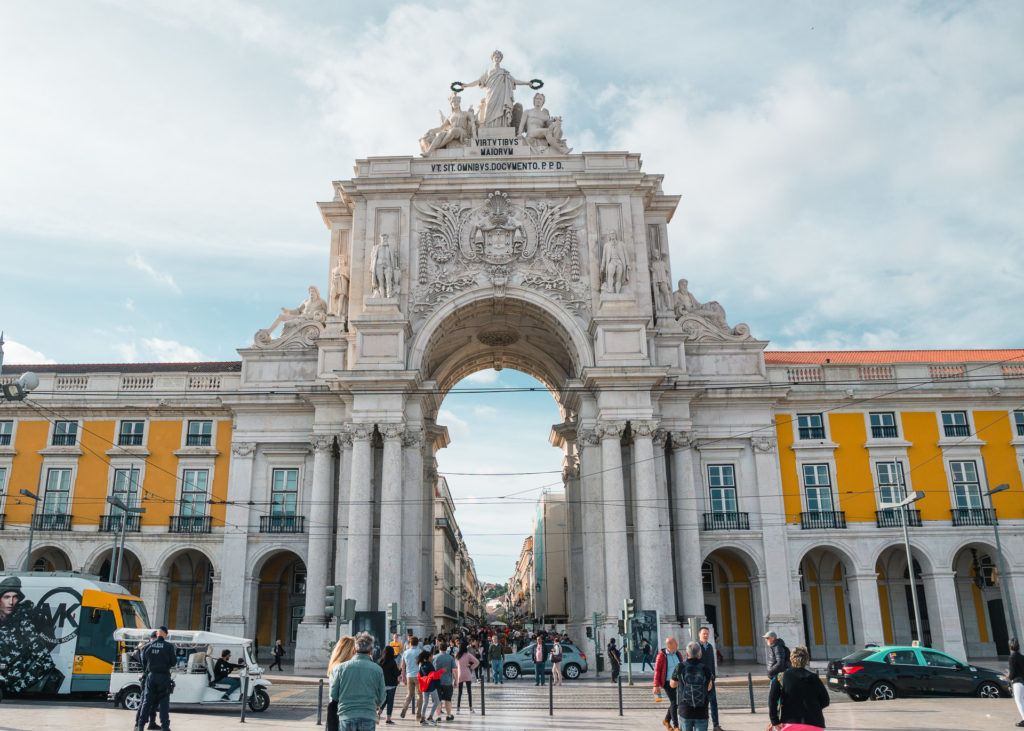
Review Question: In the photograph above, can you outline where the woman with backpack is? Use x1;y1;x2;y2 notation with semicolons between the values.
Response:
767;645;829;730
670;641;713;731
550;637;564;686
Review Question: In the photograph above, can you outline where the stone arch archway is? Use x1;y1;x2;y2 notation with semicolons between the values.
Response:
29;544;73;572
797;545;859;659
702;546;763;663
950;541;1010;658
251;549;307;658
158;547;217;630
875;543;934;647
86;546;144;596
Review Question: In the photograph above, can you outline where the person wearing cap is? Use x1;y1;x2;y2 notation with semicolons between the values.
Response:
136;626;176;731
763;631;790;681
0;576;60;694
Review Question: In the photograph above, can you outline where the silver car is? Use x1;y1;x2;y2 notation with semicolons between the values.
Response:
503;642;589;680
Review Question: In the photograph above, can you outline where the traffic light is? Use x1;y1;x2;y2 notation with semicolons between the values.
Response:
617;618;625;635
624;597;635;622
325;585;338;618
585;626;593;639
386;602;399;633
342;598;357;622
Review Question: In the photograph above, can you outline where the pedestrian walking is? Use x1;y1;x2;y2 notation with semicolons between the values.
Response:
398;636;422;722
641;639;654;671
389;633;402;658
432;643;457;722
607;638;621;684
670;641;713;731
378;645;401;726
417;650;443;726
653;636;683;731
326;636;356;731
330;632;386;731
550;637;564;686
455;642;480;712
1007;637;1024;727
767;645;829;730
135;626;175;731
131;632;160;730
532;635;549;687
488;636;505;684
762;631;790;681
698;627;724;731
270;638;286;671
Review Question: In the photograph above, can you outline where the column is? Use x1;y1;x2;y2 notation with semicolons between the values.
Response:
344;425;374;610
401;429;425;631
377;424;405;610
671;433;704;620
212;441;256;634
923;570;967;659
302;435;335;622
631;420;670;616
139;572;169;627
334;433;353;586
578;429;605;625
599;421;630;616
848;572;886;648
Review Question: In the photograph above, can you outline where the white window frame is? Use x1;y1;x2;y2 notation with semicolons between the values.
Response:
1013;410;1024;438
184;419;216;448
117;420;147;448
0;419;14;447
177;464;213;517
707;463;738;513
0;461;10;513
948;459;983;509
41;466;74;515
796;413;827;441
873;458;911;509
51;420;80;447
801;462;835;513
269;467;300;517
109;464;143;513
940;410;971;438
868;411;899;440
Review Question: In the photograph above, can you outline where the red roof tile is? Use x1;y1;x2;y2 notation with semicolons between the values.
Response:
763;350;1024;365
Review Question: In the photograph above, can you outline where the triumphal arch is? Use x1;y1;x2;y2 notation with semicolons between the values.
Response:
227;52;790;667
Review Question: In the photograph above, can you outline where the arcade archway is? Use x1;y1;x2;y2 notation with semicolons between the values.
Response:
952;542;1010;658
30;545;72;572
876;545;932;647
88;548;143;596
253;550;306;655
702;547;761;662
160;548;215;630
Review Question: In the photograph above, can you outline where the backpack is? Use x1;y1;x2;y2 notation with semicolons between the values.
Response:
677;661;707;708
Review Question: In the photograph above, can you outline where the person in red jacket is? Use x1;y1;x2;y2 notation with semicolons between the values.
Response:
653;636;684;730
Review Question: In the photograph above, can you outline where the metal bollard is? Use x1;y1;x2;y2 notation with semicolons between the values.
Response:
240;675;249;723
316;678;324;725
617;670;623;717
480;674;486;716
747;672;755;713
548;668;553;716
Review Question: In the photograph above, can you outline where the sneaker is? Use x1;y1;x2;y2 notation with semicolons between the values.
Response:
400;710;407;719
445;716;454;721
714;726;726;731
386;721;396;726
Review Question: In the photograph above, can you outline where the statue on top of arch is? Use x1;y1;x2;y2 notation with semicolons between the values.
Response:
253;285;328;349
673;278;752;341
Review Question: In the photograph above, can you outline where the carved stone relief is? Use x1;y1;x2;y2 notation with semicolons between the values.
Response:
673;278;752;342
412;191;588;317
253;285;328;349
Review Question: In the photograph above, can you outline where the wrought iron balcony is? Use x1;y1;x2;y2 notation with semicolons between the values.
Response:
798;428;826;440
799;511;847;529
870;425;899;439
943;424;971;438
702;511;750;531
259;515;305;533
0;433;11;446
950;508;997;527
185;433;212;447
875;508;922;528
169;515;212;533
33;513;72;531
117;434;144;446
99;514;141;532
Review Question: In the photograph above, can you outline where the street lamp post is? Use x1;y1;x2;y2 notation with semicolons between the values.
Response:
985;483;1019;643
107;495;145;587
20;488;40;571
897;490;926;645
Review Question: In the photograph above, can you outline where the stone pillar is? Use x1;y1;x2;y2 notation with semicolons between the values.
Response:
631;420;670;617
671;433;704;621
344;425;374;611
401;429;425;632
923;570;967;659
139;572;169;627
599;421;630;616
212;441;256;635
334;432;353;587
377;424;405;611
578;429;606;626
303;435;335;622
848;572;886;648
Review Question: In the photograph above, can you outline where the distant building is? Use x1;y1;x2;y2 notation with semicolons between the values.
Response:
533;492;569;624
508;536;534;623
432;476;482;631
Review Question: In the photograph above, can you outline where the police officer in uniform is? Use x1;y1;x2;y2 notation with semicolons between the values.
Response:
132;631;160;730
136;626;175;731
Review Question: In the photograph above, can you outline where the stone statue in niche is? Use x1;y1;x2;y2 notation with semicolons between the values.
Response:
253;285;328;348
462;50;534;129
330;254;350;319
420;93;477;156
370;232;401;298
518;93;572;154
600;231;629;294
673;278;752;341
650;250;673;312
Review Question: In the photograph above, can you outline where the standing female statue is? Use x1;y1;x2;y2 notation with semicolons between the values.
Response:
462;50;533;128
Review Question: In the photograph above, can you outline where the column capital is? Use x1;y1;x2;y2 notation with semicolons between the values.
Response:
670;431;693;448
381;423;406;441
577;428;600;447
348;424;374;442
596;420;626;440
653;428;670;449
402;428;424;447
632;419;659;438
752;436;778;453
338;430;354;448
231;441;257;458
311;435;335;453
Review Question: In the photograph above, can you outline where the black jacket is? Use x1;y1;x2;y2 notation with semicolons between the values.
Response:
379;656;401;687
1009;651;1024;685
768;667;830;727
767;638;790;678
698;641;716;679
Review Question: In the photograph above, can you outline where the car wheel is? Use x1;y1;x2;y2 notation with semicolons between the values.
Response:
563;663;581;680
976;681;1001;699
248;687;271;712
848;691;868;702
870;681;896;701
120;686;143;711
503;663;520;680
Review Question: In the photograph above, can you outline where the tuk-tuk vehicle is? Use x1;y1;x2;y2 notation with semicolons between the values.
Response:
109;629;271;712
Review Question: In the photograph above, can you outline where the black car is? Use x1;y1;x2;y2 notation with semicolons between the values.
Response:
826;645;1009;701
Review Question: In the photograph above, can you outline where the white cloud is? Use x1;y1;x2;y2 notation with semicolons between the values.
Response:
472;405;498;419
437;408;469;439
462;369;500;385
139;337;206;362
127;253;180;293
1;339;55;364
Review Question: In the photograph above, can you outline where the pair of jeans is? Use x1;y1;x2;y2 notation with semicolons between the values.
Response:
1013;682;1024;721
534;660;546;685
382;686;397;718
682;719;708;731
662;683;678;728
708;683;719;726
421;689;440;720
340;719;376;731
491;658;503;683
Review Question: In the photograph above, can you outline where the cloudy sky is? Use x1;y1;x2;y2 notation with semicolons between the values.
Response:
2;1;1021;582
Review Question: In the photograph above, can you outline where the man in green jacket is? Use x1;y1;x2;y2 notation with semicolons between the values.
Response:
330;632;386;730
